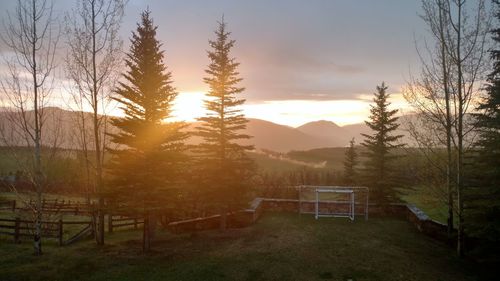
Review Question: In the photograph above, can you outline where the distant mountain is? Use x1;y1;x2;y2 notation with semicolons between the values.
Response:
243;119;329;152
296;120;352;147
0;107;413;153
0;107;83;149
298;117;415;148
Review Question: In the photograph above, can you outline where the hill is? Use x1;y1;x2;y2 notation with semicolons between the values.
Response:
298;118;414;148
296;120;352;147
1;107;414;153
244;119;328;152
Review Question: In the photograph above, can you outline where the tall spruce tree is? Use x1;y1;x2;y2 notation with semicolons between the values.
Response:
343;138;358;185
107;10;187;251
361;83;404;205
465;2;500;258
195;18;254;230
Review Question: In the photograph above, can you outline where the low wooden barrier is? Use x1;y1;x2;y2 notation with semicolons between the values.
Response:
405;204;451;242
1;197;452;247
0;200;16;211
18;199;92;215
107;215;144;233
167;198;265;234
166;198;450;244
0;217;91;245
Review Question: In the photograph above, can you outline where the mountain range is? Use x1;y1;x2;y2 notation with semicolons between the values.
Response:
0;107;410;152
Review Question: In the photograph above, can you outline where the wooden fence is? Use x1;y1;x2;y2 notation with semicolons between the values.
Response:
0;200;16;211
17;199;93;215
0;217;91;245
107;215;144;233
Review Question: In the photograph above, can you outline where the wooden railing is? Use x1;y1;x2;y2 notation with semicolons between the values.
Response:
107;215;144;233
0;200;16;211
0;217;91;245
16;199;93;215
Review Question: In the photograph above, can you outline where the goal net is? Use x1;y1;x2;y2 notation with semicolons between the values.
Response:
298;185;369;221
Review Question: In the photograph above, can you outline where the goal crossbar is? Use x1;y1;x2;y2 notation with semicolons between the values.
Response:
298;185;369;221
316;188;355;220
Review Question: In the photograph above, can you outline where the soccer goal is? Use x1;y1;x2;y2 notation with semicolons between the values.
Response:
298;185;369;221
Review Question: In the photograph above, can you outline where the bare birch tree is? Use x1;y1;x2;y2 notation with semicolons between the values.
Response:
405;0;490;257
0;0;59;255
64;0;125;245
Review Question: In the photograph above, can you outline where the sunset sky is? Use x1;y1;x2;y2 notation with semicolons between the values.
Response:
0;0;428;127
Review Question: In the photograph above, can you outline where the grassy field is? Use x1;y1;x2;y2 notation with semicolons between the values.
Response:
0;192;94;241
401;186;450;224
1;186;449;225
0;191;86;202
0;213;483;281
248;151;308;172
287;147;357;171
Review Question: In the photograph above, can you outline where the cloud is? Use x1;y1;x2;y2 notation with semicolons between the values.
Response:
331;63;364;75
0;0;421;109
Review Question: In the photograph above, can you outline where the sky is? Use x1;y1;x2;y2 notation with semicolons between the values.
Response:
0;0;429;127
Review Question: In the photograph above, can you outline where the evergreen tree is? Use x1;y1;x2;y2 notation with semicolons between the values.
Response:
465;2;500;258
107;10;187;250
361;83;404;205
195;18;254;230
343;138;358;185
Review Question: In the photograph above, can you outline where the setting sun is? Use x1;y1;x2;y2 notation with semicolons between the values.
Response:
171;91;207;122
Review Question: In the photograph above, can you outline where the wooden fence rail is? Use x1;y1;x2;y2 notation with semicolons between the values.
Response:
0;200;16;211
15;199;94;215
0;218;91;245
107;215;144;233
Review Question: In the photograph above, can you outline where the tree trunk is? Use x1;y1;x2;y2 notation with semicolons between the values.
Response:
446;149;454;237
91;2;105;246
220;209;227;231
97;197;105;245
148;211;157;241
143;213;150;252
438;0;454;237
32;0;42;256
455;0;464;258
33;200;42;255
457;102;465;257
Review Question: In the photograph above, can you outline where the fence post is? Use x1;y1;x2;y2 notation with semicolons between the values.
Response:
12;200;16;212
58;219;63;246
108;214;113;233
134;218;138;229
14;217;20;243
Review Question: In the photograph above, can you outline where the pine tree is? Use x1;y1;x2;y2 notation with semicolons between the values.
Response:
343;138;358;185
107;10;187;250
361;83;404;205
465;2;500;258
195;18;254;230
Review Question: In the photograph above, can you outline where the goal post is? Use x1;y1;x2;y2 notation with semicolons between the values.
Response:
315;188;355;220
298;185;369;221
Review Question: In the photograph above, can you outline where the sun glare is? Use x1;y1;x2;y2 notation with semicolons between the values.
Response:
244;99;371;127
169;94;410;127
170;91;207;122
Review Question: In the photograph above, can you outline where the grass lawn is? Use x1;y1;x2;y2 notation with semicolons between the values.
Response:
401;187;450;224
0;191;86;203
0;213;481;281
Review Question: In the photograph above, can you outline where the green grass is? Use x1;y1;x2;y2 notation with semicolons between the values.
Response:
0;191;86;202
0;192;93;240
287;147;348;170
402;187;450;224
0;213;481;281
248;151;313;172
